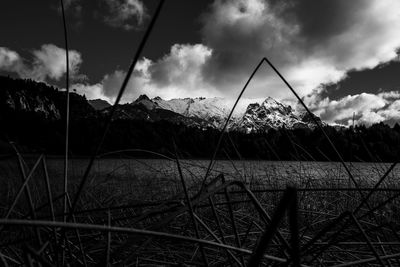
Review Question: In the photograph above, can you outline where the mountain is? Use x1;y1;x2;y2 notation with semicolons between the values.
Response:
234;97;323;133
102;95;212;128
0;76;95;121
0;77;61;120
0;75;324;133
131;94;324;132
150;96;259;128
88;99;111;110
152;97;234;128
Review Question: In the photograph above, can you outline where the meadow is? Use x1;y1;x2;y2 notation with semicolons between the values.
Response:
1;156;400;266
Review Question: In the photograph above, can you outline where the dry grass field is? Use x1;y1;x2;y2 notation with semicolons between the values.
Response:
1;156;400;266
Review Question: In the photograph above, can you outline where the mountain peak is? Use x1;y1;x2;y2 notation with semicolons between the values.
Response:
262;96;281;106
259;96;292;115
264;96;276;101
233;97;323;132
117;95;324;131
136;94;150;101
133;94;157;110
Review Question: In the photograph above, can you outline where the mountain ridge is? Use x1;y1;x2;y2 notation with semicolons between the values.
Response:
129;94;324;131
0;75;325;132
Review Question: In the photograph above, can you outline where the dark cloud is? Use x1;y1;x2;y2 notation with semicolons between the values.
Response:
323;60;400;99
102;0;147;30
281;0;365;44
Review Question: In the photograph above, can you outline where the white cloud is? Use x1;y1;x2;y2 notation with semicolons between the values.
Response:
375;100;400;124
30;44;83;81
318;93;386;122
357;111;386;126
0;44;83;82
74;44;217;103
0;47;21;71
378;91;400;99
308;91;400;126
146;44;216;98
71;83;105;100
103;0;147;30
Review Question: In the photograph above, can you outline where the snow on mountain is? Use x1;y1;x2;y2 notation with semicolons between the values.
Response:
103;95;213;128
234;97;320;132
131;95;324;131
150;96;261;128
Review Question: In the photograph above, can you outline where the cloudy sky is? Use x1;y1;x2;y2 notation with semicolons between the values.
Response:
1;0;400;126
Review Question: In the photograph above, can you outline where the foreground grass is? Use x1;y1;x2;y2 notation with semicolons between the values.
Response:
1;156;400;266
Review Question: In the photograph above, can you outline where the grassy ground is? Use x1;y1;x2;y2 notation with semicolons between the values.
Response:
1;156;400;266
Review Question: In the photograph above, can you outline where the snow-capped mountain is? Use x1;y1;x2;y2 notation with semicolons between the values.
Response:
102;95;213;128
130;95;324;131
0;72;325;133
234;97;322;132
152;97;241;128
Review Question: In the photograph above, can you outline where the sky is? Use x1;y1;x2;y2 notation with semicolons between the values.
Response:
1;0;400;126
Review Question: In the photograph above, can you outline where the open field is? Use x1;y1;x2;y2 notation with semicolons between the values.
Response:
2;156;400;266
3;158;400;205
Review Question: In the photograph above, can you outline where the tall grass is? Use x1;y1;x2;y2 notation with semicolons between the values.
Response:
2;156;400;265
